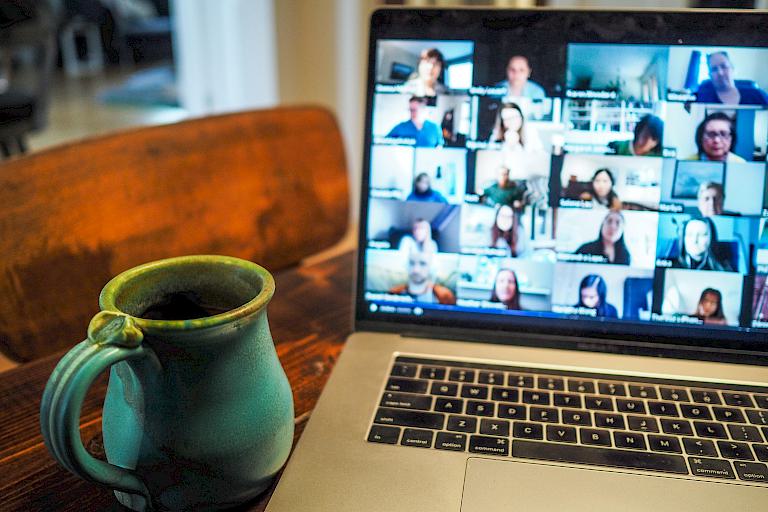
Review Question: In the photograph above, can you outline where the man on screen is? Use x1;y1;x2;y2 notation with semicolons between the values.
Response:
482;167;525;208
495;55;546;100
389;250;456;305
386;96;444;147
696;182;725;217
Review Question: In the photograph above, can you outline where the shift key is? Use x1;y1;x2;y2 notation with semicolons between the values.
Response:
374;407;445;429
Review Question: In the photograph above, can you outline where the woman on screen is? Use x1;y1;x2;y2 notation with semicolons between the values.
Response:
673;218;734;272
692;288;727;325
399;218;438;255
575;274;618;318
490;269;522;310
575;211;631;265
607;114;664;157
695;52;768;106
686;112;745;163
490;205;528;257
491;102;544;153
407;173;448;203
579;168;622;210
403;48;447;97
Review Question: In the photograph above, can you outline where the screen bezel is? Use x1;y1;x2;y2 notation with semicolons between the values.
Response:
355;7;768;363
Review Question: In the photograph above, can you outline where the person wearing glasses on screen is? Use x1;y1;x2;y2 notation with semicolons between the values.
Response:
495;55;546;100
672;217;733;272
686;112;745;163
402;48;447;97
490;269;522;310
695;52;768;106
607;115;664;157
388;249;456;305
575;210;631;265
692;288;728;325
386;96;444;148
575;274;618;319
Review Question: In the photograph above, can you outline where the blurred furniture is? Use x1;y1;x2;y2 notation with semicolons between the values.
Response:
0;106;349;362
0;250;355;511
0;0;56;158
59;15;104;76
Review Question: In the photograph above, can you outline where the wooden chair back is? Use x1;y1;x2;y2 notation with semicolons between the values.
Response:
0;106;349;362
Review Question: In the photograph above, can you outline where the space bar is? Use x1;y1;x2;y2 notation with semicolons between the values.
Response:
513;440;689;475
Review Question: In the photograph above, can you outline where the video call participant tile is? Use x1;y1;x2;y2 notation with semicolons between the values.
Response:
655;268;744;327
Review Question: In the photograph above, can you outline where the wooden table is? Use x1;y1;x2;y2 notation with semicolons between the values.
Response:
0;251;354;511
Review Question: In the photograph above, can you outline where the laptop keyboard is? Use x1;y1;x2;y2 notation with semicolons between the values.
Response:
366;356;768;484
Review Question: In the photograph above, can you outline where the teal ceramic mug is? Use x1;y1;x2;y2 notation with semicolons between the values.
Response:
40;255;294;511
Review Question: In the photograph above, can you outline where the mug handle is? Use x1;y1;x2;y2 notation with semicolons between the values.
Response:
40;311;155;511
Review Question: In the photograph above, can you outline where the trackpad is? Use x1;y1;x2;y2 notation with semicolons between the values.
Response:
461;457;767;511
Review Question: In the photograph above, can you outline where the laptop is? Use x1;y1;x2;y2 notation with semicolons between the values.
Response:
267;7;768;511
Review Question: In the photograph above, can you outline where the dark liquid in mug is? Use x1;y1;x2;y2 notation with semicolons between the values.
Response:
139;291;233;320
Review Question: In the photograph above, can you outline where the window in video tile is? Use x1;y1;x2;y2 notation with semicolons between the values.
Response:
367;197;462;254
666;46;768;106
656;268;744;327
376;40;475;94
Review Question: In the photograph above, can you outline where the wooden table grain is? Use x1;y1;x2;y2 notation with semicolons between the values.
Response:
0;251;354;512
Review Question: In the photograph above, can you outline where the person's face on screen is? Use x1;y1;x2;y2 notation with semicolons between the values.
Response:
415;175;430;193
408;252;431;286
600;212;623;243
413;220;431;243
506;56;532;88
580;285;600;309
698;186;724;217
592;171;613;199
633;127;659;156
409;100;426;124
708;53;735;90
702;119;733;160
684;219;711;260
494;270;517;303
496;205;514;232
699;291;720;317
418;57;442;84
501;107;523;134
497;167;510;187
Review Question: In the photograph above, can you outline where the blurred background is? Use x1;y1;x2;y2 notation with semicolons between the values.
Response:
0;0;764;227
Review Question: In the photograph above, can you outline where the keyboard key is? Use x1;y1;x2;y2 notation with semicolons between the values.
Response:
538;376;564;391
508;374;534;388
660;387;689;402
391;363;417;378
386;378;428;394
727;424;763;442
747;409;768;426
419;366;447;380
430;382;458;396
522;390;551;405
723;393;754;408
491;387;520;403
513;422;544;440
568;379;595;394
478;371;504;385
616;399;646;414
595;413;625;429
691;390;721;405
683;438;718;457
374;408;445;430
688;457;735;479
446;415;477;433
461;384;489;400
466;400;494;417
597;382;627;397
368;425;400;444
514;440;688;474
648;401;679;417
755;444;768;462
734;461;768;483
553;393;582;408
627;415;659;433
401;428;433;448
717;441;754;461
562;409;592;426
614;431;646;450
434;397;463;414
680;404;712;420
581;428;611;447
713;406;745;423
629;385;658;399
498;404;526;420
480;418;510;437
469;435;509;456
648;435;682;453
530;406;559;423
546;425;578;443
449;369;475;383
694;421;728;439
661;418;693;436
755;395;768;410
585;396;614;411
380;392;433;411
435;432;467;452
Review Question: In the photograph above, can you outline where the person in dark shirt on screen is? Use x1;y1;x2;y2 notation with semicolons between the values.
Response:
482;167;525;208
406;173;447;203
695;51;768;106
576;211;632;265
386;96;443;147
673;217;733;272
575;274;618;319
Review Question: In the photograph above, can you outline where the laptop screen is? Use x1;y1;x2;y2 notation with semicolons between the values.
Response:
357;8;768;354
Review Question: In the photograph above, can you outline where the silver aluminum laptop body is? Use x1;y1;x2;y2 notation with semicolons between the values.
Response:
268;8;768;511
